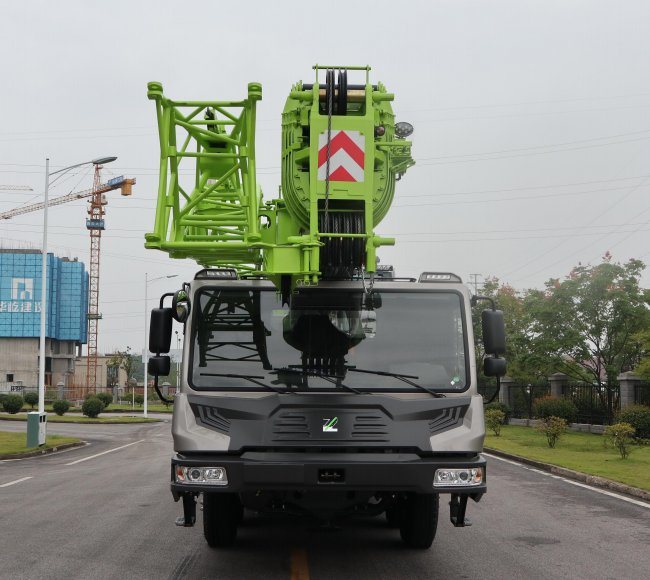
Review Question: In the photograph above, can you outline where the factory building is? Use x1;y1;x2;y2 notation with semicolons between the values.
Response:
0;249;88;392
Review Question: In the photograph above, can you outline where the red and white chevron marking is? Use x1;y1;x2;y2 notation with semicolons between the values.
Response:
317;130;365;183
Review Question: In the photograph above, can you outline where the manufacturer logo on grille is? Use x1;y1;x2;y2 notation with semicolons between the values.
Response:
322;417;339;433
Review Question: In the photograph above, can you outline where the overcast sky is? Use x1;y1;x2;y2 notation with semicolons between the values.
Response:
1;0;649;354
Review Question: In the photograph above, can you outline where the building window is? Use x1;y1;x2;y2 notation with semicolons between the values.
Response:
6;373;14;382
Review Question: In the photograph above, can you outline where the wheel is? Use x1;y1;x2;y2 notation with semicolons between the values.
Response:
203;492;241;548
399;493;439;549
385;506;401;528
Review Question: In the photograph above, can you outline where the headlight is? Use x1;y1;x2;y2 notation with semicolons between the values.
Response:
175;466;228;486
433;467;483;487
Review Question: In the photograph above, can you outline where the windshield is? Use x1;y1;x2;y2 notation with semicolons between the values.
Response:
189;287;468;392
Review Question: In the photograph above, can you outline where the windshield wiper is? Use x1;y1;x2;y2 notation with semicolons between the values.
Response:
346;367;446;398
271;367;362;394
198;372;287;394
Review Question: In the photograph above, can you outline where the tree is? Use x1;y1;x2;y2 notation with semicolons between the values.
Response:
635;328;650;381
108;347;139;390
524;255;649;415
472;277;543;383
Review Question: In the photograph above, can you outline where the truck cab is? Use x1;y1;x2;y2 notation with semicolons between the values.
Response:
148;269;505;549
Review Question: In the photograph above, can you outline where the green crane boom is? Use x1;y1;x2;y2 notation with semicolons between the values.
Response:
146;65;414;289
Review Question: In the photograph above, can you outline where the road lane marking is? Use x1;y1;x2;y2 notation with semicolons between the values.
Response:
0;476;33;488
290;548;310;580
485;453;650;509
64;439;145;466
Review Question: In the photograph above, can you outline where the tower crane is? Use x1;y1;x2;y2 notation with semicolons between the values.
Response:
0;167;135;392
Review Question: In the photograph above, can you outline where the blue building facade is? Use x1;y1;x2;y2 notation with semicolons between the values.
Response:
0;250;88;343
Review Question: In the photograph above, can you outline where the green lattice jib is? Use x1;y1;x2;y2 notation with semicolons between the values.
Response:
145;81;266;274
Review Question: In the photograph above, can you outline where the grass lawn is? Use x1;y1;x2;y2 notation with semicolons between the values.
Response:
0;413;160;424
486;425;650;492
0;431;80;456
103;403;173;413
19;403;173;414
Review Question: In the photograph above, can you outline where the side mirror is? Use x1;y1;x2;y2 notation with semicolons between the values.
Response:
172;289;191;323
481;309;506;356
483;357;507;377
150;308;173;353
148;355;171;377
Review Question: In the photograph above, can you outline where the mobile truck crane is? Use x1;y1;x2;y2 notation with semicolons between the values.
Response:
145;66;506;549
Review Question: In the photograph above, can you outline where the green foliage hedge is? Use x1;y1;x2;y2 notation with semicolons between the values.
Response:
2;394;24;414
52;399;71;416
96;392;113;410
485;401;510;422
82;397;103;418
617;405;650;439
23;391;39;409
533;396;577;423
485;409;506;436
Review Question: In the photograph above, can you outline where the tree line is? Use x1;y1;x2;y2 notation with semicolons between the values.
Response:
474;253;650;391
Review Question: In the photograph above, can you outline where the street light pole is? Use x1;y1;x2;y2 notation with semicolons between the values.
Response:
38;158;50;417
31;156;117;448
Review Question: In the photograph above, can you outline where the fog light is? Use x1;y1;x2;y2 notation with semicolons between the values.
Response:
175;466;228;486
433;467;483;487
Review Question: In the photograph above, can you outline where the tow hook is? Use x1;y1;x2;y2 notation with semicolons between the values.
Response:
449;494;472;527
175;493;197;527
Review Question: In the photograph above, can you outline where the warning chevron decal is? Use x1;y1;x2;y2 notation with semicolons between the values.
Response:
317;130;365;183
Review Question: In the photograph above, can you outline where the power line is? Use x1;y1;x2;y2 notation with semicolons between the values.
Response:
416;129;650;162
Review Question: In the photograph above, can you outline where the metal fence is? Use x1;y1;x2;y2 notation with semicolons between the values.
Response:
510;384;550;419
477;383;499;402
635;383;650;406
564;382;620;425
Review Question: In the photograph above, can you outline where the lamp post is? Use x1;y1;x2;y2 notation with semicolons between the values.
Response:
143;273;177;418
30;156;116;448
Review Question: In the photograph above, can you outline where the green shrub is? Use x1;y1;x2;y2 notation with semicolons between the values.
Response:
2;394;24;414
134;394;144;406
96;392;113;410
536;416;568;448
485;409;506;436
82;397;103;418
23;391;39;409
604;422;636;459
485;401;510;423
533;396;577;423
617;405;650;439
52;399;71;416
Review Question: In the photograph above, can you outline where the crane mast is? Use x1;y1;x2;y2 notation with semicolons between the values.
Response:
85;164;105;392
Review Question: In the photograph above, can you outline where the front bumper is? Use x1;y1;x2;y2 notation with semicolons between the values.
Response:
171;451;487;496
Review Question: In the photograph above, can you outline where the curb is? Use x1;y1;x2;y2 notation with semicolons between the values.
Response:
0;441;87;461
485;447;650;503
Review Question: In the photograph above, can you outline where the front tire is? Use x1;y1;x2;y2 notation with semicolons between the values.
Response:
203;492;241;548
399;493;439;549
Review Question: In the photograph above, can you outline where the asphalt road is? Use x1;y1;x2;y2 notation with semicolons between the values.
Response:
1;419;648;580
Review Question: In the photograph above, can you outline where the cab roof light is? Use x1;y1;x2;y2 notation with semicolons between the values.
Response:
194;268;238;280
419;272;462;283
